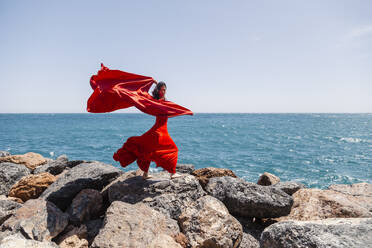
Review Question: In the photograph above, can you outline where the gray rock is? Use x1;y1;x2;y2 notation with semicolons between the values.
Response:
0;162;30;195
107;171;206;219
205;176;293;218
0;197;22;225
179;195;243;248
0;234;59;248
270;181;306;195
91;201;180;248
176;164;195;174
1;199;69;241
328;182;372;197
260;218;372;248
0;151;10;158
33;155;68;175
257;172;280;186
84;219;103;245
236;217;267;248
148;234;182;248
67;189;102;225
40;162;122;210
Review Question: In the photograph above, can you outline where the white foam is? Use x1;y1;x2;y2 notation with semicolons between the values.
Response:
340;137;362;143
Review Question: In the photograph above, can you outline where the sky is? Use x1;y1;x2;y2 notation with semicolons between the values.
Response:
0;0;371;113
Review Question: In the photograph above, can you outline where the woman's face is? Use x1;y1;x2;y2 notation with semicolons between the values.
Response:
159;86;166;99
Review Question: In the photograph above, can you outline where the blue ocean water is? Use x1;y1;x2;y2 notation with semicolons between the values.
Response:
0;113;371;188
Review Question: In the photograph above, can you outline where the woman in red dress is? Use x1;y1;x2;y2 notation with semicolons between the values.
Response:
87;64;193;179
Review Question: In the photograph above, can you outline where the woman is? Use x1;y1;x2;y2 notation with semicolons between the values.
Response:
87;64;193;179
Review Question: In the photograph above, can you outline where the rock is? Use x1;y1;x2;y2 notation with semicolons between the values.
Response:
240;233;260;248
8;172;56;202
236;217;268;248
0;162;31;195
172;233;189;248
192;167;237;189
0;152;47;170
67;189;102;225
0;197;22;225
40;162;122;210
0;234;59;248
34;155;69;175
257;172;280;186
260;218;372;248
84;219;103;245
277;186;372;221
148;234;182;248
205;176;293;218
107;171;206;219
91;201;180;248
56;225;88;248
179;195;243;248
59;236;88;248
176;164;195;174
270;181;306;195
0;151;10;157
328;182;372;197
1;199;69;241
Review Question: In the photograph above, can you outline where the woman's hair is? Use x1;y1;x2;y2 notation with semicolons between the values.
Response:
152;81;167;100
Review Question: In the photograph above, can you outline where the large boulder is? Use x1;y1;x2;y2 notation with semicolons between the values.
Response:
1;199;69;241
260;218;372;248
178;195;242;248
0;152;47;170
328;182;372;196
277;184;372;221
0;234;59;248
0;162;30;195
205;176;293;218
40;162;122;210
8;172;56;202
257;172;280;186
270;181;306;195
192;167;237;189
33;155;69;175
106;171;206;219
0;196;22;225
91;201;181;248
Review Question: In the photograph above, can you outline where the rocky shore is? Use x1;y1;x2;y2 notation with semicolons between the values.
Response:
0;151;371;248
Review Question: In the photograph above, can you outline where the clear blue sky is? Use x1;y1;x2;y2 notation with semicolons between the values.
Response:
0;0;371;113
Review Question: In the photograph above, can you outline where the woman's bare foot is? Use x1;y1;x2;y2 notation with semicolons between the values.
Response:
170;173;183;179
142;172;153;180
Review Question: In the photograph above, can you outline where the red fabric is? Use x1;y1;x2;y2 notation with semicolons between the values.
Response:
87;64;193;173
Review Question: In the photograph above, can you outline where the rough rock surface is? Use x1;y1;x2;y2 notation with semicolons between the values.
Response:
0;151;10;157
277;186;372;221
0;152;47;170
148;234;183;248
179;195;242;248
84;219;103;245
56;225;88;248
1;199;69;241
257;172;280;186
205;176;293;218
176;164;195;174
328;182;372;197
0;234;59;248
260;218;372;248
107;171;206;219
0;162;31;195
192;167;237;188
0;196;22;225
8;172;56;202
34;155;69;175
91;201;180;248
270;181;305;195
67;189;102;225
40;162;122;210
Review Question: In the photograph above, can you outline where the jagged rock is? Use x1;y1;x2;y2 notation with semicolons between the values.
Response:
84;219;103;245
56;225;88;248
179;195;242;248
236;217;268;248
40;162;122;210
277;186;372;221
257;172;280;186
0;162;30;195
0;234;59;248
91;201;180;248
172;233;189;248
67;189;102;225
1;199;69;241
34;155;69;175
270;181;306;195
176;164;195;174
205;176;293;218
8;172;56;202
192;167;237;188
148;234;182;248
0;151;10;157
0;196;22;225
260;218;372;248
328;182;372;197
107;171;206;219
59;236;88;248
0;152;47;170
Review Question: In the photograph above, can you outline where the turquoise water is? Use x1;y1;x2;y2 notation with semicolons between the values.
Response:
0;113;371;188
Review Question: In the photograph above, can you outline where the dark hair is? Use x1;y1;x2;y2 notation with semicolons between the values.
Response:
152;81;167;100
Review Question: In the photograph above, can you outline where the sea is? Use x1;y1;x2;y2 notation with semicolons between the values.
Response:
0;113;371;189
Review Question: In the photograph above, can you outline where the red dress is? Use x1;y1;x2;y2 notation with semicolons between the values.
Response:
86;64;193;173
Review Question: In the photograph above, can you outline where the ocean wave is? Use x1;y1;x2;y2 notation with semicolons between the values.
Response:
340;137;363;143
